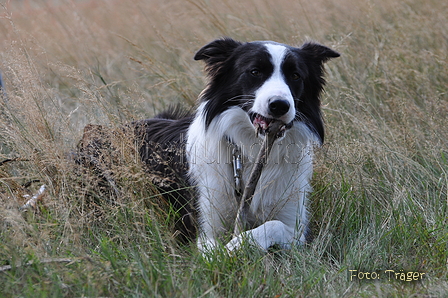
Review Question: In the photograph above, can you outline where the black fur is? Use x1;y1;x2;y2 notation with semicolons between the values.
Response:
195;38;340;143
132;108;196;242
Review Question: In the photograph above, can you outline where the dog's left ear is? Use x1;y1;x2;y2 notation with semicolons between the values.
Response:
300;42;340;63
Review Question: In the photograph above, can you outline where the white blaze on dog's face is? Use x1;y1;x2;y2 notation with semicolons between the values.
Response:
251;43;296;127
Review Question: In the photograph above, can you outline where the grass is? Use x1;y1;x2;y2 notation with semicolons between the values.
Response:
0;0;447;296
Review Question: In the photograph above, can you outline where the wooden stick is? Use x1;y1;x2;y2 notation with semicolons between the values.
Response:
233;120;283;236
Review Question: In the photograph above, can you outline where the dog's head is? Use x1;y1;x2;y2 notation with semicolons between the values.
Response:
195;37;339;143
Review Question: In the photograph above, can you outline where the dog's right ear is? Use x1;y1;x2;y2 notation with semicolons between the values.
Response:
194;37;242;66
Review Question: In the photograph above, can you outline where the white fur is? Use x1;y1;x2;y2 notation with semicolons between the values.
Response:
187;106;316;253
251;44;296;124
187;42;318;253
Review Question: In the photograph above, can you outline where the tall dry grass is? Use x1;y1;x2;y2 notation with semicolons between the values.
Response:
0;0;447;296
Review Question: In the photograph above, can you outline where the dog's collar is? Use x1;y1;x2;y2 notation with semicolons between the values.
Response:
226;136;243;199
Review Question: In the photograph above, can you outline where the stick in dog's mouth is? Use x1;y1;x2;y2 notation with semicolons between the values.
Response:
233;119;284;237
251;113;288;138
263;119;285;138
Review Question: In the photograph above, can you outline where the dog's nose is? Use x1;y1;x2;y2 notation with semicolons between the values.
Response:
268;97;290;117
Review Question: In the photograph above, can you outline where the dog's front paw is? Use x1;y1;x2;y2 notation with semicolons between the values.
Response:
225;233;267;253
225;236;244;252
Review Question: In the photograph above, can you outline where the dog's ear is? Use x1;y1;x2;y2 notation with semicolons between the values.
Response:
194;37;242;65
300;42;340;63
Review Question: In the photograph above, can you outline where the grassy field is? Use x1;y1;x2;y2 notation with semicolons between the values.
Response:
0;0;447;296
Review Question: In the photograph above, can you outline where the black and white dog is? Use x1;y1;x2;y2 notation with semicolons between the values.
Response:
129;38;339;252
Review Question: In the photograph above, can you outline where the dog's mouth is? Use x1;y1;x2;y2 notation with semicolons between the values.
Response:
250;113;292;138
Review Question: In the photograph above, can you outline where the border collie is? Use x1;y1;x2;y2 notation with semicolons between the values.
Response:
89;38;339;252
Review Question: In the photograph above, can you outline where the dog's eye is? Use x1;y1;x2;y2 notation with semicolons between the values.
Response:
250;69;262;77
291;73;301;81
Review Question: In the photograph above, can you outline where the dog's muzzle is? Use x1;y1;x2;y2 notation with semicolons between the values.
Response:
250;112;293;138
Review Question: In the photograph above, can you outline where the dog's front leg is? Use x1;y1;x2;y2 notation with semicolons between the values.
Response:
225;220;296;252
196;208;224;253
196;190;236;253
